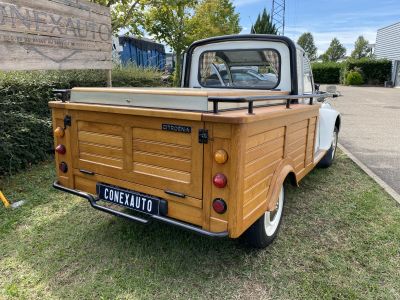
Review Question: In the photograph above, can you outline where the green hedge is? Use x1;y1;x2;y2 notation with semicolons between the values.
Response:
312;62;343;84
343;58;392;85
0;67;164;175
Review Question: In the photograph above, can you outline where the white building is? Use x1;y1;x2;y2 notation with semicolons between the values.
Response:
375;22;400;87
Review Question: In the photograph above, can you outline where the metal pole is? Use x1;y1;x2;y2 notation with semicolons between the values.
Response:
106;69;112;87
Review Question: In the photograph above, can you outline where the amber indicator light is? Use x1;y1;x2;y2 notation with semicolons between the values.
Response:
214;149;228;164
54;127;65;138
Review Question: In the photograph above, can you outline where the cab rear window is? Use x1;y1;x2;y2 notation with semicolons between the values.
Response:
198;49;280;89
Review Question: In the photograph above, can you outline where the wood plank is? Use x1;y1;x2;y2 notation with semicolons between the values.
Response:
133;139;192;159
244;161;278;191
132;128;192;146
133;151;191;172
244;175;272;204
246;127;285;150
243;187;268;218
245;136;284;164
286;119;309;134
133;162;191;183
78;121;122;136
0;0;112;71
210;217;228;232
80;152;123;168
245;147;284;177
167;201;202;226
78;131;123;148
79;142;123;158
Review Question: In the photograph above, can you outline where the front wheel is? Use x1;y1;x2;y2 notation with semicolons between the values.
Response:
317;126;339;168
242;185;285;248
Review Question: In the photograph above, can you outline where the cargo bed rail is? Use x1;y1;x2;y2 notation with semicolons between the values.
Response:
208;92;338;114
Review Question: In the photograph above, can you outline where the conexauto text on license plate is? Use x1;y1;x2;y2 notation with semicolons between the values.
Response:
96;183;160;215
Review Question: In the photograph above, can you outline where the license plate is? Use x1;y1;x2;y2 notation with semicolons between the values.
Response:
96;183;160;215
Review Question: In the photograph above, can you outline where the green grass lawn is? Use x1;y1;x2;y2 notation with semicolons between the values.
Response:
1;150;399;300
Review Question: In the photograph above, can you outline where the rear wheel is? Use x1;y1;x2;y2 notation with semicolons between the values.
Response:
317;126;339;168
242;185;285;248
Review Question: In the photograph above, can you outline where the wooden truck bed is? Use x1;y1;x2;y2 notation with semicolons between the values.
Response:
49;100;320;238
70;87;290;111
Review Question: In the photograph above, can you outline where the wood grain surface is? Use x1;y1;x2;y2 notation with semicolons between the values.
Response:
0;0;112;70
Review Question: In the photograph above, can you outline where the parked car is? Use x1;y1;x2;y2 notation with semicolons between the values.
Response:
50;35;340;248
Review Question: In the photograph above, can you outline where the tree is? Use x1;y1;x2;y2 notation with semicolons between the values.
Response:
297;32;317;61
323;38;346;62
189;0;241;42
351;36;371;59
251;8;277;34
90;0;149;35
145;0;241;85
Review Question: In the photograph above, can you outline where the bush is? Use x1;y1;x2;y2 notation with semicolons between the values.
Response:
0;67;164;175
345;71;364;85
312;62;343;84
342;58;392;85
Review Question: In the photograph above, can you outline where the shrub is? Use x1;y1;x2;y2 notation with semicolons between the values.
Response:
342;58;392;85
0;67;164;175
345;71;364;85
312;62;343;84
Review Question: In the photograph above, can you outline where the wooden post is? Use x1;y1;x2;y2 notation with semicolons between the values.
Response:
106;69;112;87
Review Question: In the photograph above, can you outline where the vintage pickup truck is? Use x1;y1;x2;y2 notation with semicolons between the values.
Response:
50;35;340;248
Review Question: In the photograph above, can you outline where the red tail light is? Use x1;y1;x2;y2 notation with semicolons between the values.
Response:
213;173;227;188
55;144;66;155
212;198;227;214
59;162;68;173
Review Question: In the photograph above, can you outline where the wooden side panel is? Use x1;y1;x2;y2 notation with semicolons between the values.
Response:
236;108;319;238
243;127;285;221
287;119;309;173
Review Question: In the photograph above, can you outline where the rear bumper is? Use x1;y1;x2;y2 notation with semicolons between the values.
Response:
53;181;228;238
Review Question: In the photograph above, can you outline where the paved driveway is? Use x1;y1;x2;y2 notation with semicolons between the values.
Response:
329;85;400;194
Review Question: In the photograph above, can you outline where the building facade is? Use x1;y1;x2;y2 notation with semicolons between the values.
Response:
113;36;166;70
375;22;400;87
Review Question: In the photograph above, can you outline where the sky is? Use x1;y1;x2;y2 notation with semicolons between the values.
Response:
234;0;400;55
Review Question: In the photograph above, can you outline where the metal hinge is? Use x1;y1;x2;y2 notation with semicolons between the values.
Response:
198;129;208;144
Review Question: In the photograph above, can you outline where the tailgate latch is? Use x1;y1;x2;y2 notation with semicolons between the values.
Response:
64;115;72;129
198;129;209;144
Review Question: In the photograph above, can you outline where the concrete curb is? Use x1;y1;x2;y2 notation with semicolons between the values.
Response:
338;143;400;205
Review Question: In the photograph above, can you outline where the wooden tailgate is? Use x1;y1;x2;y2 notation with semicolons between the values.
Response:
70;110;204;199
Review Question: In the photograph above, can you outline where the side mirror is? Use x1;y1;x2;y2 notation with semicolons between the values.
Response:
314;84;320;92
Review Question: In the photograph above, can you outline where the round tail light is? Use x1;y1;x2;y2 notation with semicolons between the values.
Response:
59;162;68;173
55;144;66;155
212;198;227;214
213;173;227;188
54;127;65;137
214;149;228;164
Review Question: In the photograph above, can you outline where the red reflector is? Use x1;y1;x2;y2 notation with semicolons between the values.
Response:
212;198;227;214
213;173;227;188
55;144;66;155
59;162;68;173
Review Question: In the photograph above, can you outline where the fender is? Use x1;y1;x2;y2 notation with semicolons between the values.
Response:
319;103;341;150
265;158;298;211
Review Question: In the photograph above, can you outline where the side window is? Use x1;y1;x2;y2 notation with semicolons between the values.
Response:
303;55;313;93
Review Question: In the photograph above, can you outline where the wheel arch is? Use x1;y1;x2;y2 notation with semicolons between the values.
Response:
335;114;341;132
265;159;298;211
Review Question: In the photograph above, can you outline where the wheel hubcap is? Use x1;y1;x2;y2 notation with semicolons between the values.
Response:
264;186;284;236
